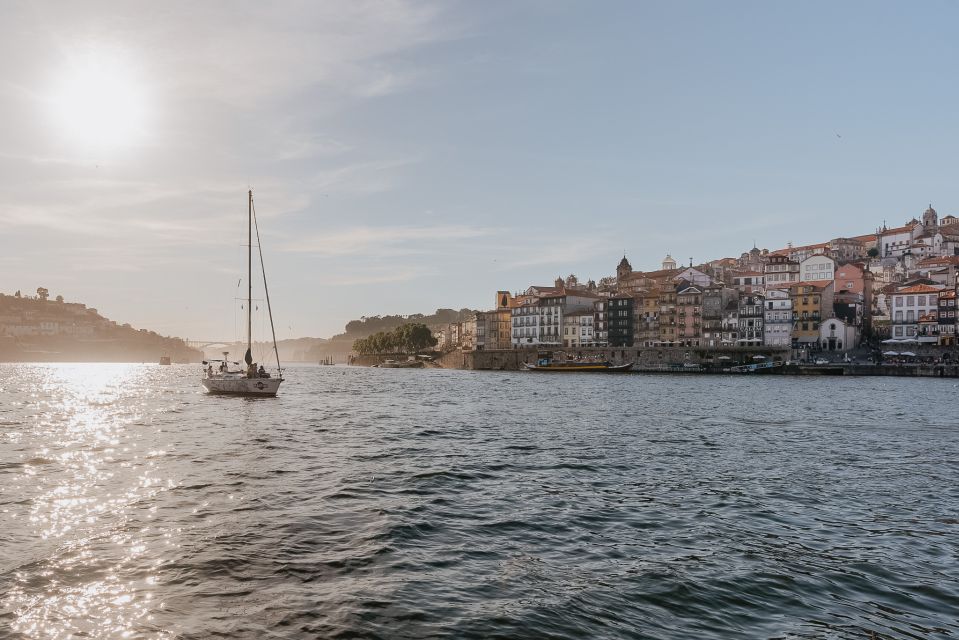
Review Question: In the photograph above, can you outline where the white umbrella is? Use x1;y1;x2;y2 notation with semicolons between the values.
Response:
883;351;899;356
881;338;899;344
900;351;917;357
717;355;731;360
753;355;767;360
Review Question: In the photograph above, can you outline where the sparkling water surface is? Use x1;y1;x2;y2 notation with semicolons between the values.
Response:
1;364;957;639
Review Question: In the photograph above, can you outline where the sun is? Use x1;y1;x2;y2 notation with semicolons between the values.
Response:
48;49;148;149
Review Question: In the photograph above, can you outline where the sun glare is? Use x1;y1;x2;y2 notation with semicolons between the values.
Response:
48;50;148;149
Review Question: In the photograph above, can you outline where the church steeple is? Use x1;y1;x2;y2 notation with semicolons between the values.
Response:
922;204;938;231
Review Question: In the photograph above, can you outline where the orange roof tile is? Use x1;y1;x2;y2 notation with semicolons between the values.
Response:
895;284;944;294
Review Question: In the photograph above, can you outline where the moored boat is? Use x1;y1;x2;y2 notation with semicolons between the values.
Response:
523;360;633;372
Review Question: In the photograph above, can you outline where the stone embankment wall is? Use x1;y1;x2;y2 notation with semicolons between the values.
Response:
435;347;791;371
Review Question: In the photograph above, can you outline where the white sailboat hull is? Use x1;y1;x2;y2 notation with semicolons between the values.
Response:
202;376;283;397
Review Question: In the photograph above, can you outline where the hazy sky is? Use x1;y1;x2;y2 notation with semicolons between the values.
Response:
3;1;959;339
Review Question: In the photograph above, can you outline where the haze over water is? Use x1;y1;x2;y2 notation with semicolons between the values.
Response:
1;364;957;638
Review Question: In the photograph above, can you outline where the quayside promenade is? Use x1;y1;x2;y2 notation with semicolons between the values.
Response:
427;346;959;377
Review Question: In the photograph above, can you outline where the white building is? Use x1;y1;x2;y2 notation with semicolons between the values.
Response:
879;223;918;259
763;289;792;346
889;283;943;341
799;254;836;283
819;318;857;352
563;311;595;348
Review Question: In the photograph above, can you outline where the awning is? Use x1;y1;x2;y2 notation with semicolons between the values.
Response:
918;337;938;343
796;336;818;343
900;351;917;357
883;351;899;356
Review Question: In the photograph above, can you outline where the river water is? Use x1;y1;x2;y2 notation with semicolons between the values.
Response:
0;364;957;639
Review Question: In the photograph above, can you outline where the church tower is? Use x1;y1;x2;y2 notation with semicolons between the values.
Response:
662;254;677;271
616;255;633;281
922;204;938;232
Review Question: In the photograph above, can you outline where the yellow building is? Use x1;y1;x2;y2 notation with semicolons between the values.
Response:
789;281;834;348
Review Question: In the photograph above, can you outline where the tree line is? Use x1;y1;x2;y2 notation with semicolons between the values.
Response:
341;308;477;339
352;323;438;355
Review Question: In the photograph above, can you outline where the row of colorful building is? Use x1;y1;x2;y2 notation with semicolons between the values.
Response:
444;205;959;353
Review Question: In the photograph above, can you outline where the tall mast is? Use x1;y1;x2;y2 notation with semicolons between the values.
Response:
246;189;252;363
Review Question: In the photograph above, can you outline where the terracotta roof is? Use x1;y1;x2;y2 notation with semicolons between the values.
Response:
895;284;944;294
918;256;959;267
940;290;957;299
848;233;878;244
880;223;916;236
792;280;833;289
918;312;938;323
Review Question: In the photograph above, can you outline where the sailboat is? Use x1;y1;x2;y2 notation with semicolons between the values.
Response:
202;190;284;397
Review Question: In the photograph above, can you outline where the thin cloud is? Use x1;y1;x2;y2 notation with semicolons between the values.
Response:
283;225;496;256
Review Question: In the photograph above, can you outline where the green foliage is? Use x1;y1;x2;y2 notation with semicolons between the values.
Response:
867;247;879;258
339;308;477;340
352;323;438;355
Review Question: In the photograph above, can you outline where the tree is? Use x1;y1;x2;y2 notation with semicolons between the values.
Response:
14;290;20;298
37;287;49;301
55;295;64;303
867;247;879;258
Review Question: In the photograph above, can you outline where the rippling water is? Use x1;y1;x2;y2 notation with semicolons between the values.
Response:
1;364;958;639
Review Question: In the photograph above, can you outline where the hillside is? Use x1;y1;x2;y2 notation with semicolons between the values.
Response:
0;291;203;363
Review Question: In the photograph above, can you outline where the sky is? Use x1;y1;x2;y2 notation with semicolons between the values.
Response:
2;1;959;340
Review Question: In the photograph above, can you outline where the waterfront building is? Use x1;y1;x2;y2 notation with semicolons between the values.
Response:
819;317;856;352
593;299;608;346
633;288;660;347
917;312;939;345
702;285;735;347
510;288;601;347
834;262;874;338
737;292;765;345
790;281;835;348
563;311;595;348
606;295;633;347
763;289;792;347
889;283;943;342
800;254;836;283
721;300;739;345
474;309;512;350
763;254;800;288
658;287;678;346
675;283;703;346
833;291;865;348
938;290;957;345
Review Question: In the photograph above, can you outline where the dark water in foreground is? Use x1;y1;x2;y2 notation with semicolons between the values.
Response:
1;364;958;639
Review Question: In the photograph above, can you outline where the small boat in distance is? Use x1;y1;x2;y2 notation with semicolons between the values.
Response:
523;352;633;373
202;190;283;397
158;356;171;365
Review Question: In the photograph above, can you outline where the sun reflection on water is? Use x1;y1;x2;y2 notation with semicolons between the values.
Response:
1;364;178;639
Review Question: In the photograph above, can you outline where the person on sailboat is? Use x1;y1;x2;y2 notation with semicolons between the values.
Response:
258;364;267;378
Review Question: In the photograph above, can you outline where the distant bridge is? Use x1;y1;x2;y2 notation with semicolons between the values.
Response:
184;340;236;350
